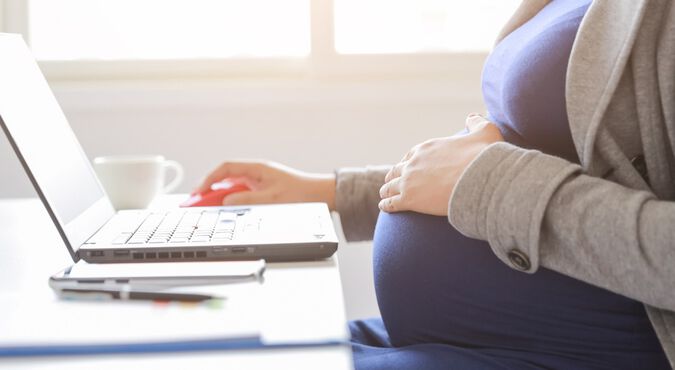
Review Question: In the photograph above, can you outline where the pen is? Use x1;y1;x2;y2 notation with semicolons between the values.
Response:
58;287;221;302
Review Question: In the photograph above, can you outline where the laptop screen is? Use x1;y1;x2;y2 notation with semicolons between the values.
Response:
0;34;114;260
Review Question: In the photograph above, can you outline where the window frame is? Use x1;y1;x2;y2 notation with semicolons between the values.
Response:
1;0;491;82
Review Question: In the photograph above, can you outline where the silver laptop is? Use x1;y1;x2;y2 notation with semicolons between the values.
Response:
0;33;338;263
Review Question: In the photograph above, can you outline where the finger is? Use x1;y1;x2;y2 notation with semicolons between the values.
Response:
379;177;402;199
401;148;415;162
222;190;271;206
194;162;262;195
465;114;490;132
384;161;406;183
378;195;404;213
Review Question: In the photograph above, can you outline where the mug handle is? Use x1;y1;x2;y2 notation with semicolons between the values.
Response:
162;160;184;194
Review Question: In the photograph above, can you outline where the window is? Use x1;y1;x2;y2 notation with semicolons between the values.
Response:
3;0;521;79
335;0;520;54
29;0;311;60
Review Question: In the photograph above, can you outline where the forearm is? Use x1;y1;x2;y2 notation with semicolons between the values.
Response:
449;142;675;310
335;165;391;242
538;174;675;311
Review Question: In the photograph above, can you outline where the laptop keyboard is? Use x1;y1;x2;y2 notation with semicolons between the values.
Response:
111;210;239;245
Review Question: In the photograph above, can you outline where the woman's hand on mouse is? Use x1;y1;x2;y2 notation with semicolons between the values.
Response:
194;161;336;209
378;114;504;216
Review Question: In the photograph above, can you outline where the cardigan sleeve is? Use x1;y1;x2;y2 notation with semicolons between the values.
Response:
335;165;391;242
449;141;675;311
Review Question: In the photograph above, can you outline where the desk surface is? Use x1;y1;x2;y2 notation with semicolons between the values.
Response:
0;198;353;370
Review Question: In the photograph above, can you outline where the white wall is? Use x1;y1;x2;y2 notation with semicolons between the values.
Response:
0;73;484;320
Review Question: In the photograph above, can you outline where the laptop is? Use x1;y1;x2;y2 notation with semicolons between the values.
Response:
0;33;338;263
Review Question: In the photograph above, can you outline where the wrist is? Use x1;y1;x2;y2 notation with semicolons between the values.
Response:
309;173;336;211
311;173;336;211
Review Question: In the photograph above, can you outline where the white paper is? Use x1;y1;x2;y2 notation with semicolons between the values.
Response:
0;281;263;347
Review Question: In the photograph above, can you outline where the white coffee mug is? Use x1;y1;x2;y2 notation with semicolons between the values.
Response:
93;155;184;210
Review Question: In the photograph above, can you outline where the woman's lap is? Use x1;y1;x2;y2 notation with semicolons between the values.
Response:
353;211;669;370
351;319;559;370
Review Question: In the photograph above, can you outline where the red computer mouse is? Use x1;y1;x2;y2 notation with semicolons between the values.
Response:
180;179;250;207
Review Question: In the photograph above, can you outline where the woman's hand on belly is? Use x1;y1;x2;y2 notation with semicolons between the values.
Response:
378;114;503;216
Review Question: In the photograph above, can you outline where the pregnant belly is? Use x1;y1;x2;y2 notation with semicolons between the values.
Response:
372;211;655;352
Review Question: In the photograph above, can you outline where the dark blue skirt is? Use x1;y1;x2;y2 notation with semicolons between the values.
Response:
350;212;669;370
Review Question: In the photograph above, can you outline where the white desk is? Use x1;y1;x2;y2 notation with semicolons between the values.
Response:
0;198;353;370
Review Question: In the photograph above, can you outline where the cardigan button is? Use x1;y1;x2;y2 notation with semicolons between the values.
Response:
507;249;531;271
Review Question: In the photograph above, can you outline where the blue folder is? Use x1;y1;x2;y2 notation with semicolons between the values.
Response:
0;337;347;357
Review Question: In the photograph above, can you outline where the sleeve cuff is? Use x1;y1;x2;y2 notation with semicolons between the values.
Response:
448;142;580;273
335;166;391;242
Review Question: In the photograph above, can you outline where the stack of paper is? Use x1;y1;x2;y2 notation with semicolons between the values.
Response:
0;280;264;356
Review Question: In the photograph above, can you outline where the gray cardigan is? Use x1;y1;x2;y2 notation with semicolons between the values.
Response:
334;0;675;367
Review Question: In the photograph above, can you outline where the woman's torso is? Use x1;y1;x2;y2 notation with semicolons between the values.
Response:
370;1;669;368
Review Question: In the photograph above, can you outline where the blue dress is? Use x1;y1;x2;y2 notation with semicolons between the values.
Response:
349;1;670;369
